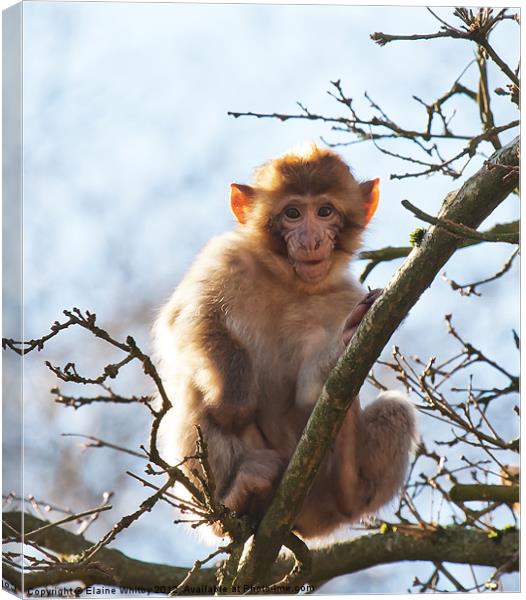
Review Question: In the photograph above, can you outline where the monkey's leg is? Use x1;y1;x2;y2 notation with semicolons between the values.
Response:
205;422;285;518
295;394;417;539
334;391;418;519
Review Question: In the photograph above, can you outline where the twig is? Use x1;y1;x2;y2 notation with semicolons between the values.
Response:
61;433;147;459
168;546;228;596
476;48;501;150
357;220;518;282
2;493;72;517
445;314;518;385
442;247;519;296
126;471;206;514
79;476;176;561
2;511;519;592
434;561;469;592
52;386;153;410
25;505;112;539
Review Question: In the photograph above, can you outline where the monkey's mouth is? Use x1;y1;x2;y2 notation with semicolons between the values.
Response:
303;259;324;266
293;257;332;282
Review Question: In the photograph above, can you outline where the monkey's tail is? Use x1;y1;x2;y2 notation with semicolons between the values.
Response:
360;390;420;513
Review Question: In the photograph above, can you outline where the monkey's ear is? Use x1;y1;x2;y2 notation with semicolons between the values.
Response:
230;183;255;224
360;178;380;224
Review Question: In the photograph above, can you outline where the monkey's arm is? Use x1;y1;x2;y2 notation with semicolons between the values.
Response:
295;337;345;408
184;310;258;431
158;302;284;518
295;288;382;408
192;311;289;515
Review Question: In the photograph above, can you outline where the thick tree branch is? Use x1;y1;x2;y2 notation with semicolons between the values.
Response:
449;484;519;505
2;513;518;593
234;137;519;585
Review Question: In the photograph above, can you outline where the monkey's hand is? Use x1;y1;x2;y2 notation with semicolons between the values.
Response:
342;288;382;345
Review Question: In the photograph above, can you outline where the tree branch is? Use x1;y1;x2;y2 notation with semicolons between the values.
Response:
234;137;519;585
371;8;520;89
2;513;518;593
449;484;519;505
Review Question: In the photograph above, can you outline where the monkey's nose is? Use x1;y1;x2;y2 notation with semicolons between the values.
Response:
304;237;323;253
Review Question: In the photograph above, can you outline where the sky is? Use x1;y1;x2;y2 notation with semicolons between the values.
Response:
2;0;520;594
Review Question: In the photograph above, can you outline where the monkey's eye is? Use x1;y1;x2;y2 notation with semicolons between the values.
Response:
318;205;333;218
284;207;301;219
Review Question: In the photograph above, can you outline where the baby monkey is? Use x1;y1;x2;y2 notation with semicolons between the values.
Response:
154;144;418;539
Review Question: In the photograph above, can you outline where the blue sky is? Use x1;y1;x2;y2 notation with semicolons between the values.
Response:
2;0;520;593
19;2;519;328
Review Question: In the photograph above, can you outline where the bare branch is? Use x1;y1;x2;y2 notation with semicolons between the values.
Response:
61;433;148;459
372;7;520;89
449;484;518;505
442;247;519;296
25;505;112;539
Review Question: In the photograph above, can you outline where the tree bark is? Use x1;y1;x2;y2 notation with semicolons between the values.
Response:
449;484;519;504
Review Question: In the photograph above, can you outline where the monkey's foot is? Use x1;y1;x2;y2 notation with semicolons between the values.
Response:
343;288;382;345
221;450;283;516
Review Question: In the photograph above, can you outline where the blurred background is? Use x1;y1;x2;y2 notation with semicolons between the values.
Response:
3;0;519;593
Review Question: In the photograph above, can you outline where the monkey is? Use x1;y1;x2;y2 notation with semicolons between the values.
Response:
153;144;419;540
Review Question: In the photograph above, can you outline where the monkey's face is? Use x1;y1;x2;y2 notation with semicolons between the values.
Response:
278;196;344;283
229;147;380;287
